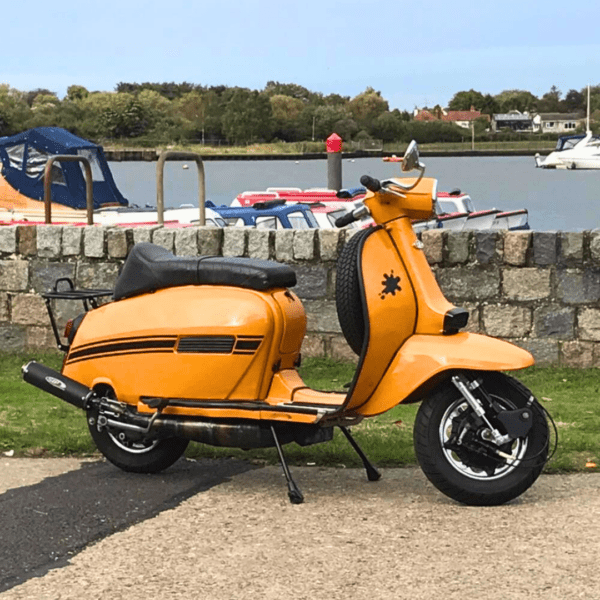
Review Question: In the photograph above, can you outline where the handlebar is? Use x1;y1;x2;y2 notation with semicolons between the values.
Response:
334;211;359;228
334;204;371;228
360;175;381;192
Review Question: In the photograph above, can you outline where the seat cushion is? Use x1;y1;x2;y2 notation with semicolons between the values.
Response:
113;242;296;301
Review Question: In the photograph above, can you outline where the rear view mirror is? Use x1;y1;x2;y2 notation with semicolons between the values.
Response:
382;140;426;192
402;140;421;172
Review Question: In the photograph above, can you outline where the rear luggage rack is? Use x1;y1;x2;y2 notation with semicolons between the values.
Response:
41;278;112;352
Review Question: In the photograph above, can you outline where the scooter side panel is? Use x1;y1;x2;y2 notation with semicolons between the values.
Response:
62;285;288;404
355;332;534;417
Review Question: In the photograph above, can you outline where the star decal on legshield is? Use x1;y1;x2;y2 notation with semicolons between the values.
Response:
380;271;401;299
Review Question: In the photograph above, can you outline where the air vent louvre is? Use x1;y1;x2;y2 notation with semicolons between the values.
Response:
177;336;235;354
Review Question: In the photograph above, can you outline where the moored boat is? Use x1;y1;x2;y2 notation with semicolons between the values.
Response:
0;127;128;223
534;131;600;169
411;190;529;233
535;85;600;170
206;199;319;229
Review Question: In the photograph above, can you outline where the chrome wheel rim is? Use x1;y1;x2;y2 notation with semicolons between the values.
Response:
107;429;160;454
440;398;528;481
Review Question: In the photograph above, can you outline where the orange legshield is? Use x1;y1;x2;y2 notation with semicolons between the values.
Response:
342;176;533;417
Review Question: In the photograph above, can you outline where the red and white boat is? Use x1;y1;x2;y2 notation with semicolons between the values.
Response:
412;190;529;233
231;187;369;229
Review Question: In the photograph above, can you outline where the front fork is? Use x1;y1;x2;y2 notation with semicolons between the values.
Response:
450;372;535;461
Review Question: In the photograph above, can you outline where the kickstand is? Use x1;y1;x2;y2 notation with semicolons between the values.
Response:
339;426;381;481
271;425;304;504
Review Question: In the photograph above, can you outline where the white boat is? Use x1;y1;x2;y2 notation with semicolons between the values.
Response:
463;209;503;230
308;200;366;229
94;205;227;228
534;131;600;169
535;85;600;169
412;191;529;233
490;209;530;230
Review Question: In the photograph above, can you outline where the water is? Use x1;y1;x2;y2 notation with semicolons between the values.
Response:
109;155;600;231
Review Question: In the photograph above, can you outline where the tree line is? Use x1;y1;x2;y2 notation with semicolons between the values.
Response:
0;81;598;146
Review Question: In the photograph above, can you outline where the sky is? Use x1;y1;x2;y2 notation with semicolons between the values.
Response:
3;0;600;111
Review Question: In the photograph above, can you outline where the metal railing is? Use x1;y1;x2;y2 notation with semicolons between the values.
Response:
156;151;206;226
44;155;94;224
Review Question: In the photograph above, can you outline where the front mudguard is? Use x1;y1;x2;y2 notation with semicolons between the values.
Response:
355;333;534;417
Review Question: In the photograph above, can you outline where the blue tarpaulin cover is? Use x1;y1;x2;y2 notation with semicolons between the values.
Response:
0;127;128;209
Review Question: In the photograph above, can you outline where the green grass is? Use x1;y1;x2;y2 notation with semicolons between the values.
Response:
0;352;95;457
1;353;599;472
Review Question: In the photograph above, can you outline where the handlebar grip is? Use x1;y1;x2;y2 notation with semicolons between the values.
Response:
334;212;358;228
360;175;381;192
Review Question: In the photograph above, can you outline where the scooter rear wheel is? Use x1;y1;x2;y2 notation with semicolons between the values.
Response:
414;371;549;506
87;405;189;474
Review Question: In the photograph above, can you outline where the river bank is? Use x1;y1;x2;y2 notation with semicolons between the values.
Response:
104;148;549;161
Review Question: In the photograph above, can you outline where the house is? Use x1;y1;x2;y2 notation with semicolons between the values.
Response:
492;111;533;132
532;113;585;133
413;107;488;129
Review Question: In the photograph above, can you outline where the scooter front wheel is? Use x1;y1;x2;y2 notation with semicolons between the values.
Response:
414;371;549;506
87;406;189;474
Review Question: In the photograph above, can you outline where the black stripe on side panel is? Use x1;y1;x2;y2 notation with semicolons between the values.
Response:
68;338;177;362
65;349;174;365
72;335;178;352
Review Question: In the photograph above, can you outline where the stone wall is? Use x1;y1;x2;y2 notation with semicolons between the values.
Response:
1;225;600;367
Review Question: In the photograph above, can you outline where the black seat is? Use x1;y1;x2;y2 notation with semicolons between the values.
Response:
113;242;296;301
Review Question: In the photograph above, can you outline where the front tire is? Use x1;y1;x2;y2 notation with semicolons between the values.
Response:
414;371;549;506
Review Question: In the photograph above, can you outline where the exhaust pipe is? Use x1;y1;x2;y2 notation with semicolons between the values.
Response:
22;361;333;449
22;361;95;410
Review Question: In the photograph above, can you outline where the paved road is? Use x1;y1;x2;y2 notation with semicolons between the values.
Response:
0;458;253;593
1;459;600;599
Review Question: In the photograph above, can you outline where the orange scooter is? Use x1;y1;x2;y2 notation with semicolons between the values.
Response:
23;142;553;505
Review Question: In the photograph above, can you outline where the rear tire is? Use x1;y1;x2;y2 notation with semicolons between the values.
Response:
87;395;188;474
414;371;548;506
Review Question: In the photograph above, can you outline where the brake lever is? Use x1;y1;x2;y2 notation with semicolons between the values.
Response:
380;180;407;197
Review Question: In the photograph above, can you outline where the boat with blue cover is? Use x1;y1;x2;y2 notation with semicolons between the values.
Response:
0;127;128;222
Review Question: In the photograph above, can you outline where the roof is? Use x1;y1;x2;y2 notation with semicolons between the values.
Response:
536;113;584;121
414;110;438;121
494;114;533;121
443;111;485;122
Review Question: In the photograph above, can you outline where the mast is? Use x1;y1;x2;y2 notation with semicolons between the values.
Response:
587;84;591;134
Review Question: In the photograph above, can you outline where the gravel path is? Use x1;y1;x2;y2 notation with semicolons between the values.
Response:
1;459;600;599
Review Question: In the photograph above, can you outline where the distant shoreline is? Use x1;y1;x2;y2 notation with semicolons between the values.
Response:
104;148;546;162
